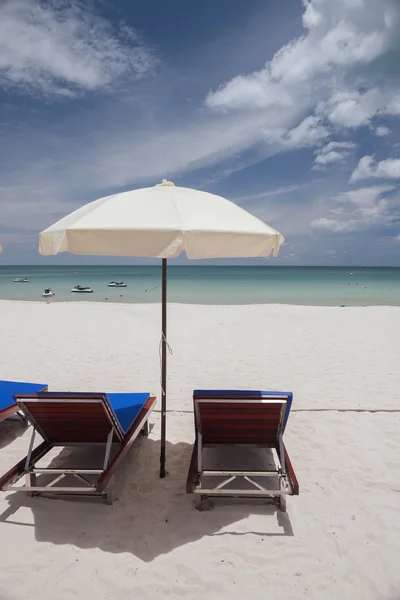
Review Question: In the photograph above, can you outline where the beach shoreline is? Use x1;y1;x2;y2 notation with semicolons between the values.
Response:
2;298;400;308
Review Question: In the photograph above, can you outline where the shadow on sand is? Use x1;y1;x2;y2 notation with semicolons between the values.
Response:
0;416;27;450
0;434;293;561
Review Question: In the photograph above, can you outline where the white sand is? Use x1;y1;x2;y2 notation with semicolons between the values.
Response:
0;300;400;599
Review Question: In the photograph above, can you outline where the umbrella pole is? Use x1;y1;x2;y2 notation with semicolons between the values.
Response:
160;258;167;478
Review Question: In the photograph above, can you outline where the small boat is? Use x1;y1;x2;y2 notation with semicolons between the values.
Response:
14;277;29;283
108;281;127;288
71;285;93;293
42;288;55;297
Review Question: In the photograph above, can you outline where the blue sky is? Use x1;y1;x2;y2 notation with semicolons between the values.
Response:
0;0;399;265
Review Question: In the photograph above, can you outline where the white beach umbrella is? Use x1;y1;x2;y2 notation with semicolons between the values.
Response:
39;181;284;476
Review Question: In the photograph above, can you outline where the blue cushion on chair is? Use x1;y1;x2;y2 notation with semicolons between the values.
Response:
107;393;150;434
0;380;47;412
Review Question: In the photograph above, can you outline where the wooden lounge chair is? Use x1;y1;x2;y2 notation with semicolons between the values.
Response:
186;390;299;511
0;391;156;503
0;380;47;426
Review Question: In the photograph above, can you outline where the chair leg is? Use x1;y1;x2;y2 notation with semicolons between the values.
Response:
194;495;213;511
141;421;149;436
105;478;114;505
26;472;36;498
279;495;287;513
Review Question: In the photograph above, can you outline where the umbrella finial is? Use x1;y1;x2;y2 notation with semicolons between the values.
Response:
157;179;175;187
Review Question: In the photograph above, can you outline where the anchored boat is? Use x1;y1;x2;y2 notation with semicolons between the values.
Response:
42;288;55;297
71;285;93;293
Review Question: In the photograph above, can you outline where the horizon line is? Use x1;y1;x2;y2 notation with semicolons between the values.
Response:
0;264;399;269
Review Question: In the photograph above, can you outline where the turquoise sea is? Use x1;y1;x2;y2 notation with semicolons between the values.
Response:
0;266;399;306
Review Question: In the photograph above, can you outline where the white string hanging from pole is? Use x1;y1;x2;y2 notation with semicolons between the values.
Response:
159;331;173;395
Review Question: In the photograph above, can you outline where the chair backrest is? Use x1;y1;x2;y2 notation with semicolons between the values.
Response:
193;390;291;445
14;392;123;444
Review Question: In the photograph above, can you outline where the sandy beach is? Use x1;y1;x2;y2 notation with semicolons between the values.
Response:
0;300;400;600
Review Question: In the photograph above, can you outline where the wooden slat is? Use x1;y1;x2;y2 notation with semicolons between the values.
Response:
16;392;105;401
26;413;109;420
198;402;282;444
198;402;283;411
97;396;156;491
25;406;106;414
202;419;280;424
24;401;111;443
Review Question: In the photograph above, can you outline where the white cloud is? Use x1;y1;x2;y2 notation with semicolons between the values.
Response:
204;0;400;172
336;185;393;203
78;110;274;188
311;217;360;232
284;115;329;148
334;185;393;216
206;0;399;113
1;0;400;251
395;234;400;242
234;185;304;202
350;156;400;182
302;1;323;29
1;0;398;197
0;181;78;230
318;89;400;128
385;94;400;116
0;108;278;224
317;89;384;128
314;151;345;165
322;141;356;153
313;140;356;167
311;184;397;233
375;125;391;136
0;0;157;97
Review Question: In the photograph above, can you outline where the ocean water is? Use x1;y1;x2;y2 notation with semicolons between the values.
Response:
0;265;399;306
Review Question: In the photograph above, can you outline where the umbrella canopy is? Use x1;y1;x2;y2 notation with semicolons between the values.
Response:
39;182;284;477
39;183;284;258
